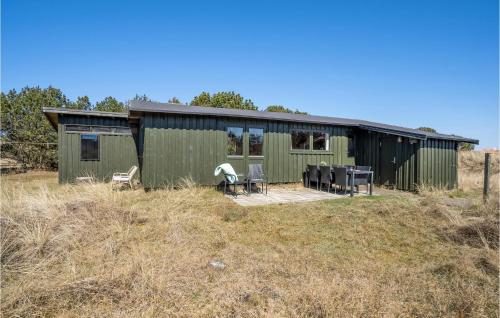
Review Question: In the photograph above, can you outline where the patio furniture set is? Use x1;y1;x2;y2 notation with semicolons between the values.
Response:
78;163;372;198
217;162;373;198
216;163;268;197
305;165;374;197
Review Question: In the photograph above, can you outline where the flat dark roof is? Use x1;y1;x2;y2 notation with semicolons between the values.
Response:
43;107;128;129
129;101;479;144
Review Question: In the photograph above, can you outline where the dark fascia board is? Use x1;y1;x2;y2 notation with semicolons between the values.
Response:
422;132;479;144
43;107;128;118
41;103;480;144
358;125;427;140
43;107;128;130
129;100;479;144
128;101;359;127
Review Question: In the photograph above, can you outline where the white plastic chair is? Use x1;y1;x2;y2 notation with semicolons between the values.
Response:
112;166;138;189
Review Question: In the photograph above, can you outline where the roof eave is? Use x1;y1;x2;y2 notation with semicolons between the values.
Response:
42;107;128;118
426;135;480;144
128;105;359;127
115;102;481;145
359;125;427;140
43;111;58;130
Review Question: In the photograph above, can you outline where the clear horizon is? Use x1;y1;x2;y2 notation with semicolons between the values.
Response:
2;0;498;148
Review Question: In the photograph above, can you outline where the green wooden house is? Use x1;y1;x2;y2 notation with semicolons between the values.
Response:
44;101;478;191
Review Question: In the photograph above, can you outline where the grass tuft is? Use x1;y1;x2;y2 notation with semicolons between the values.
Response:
221;209;248;222
439;218;499;249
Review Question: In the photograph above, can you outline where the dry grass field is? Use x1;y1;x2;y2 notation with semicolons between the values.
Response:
1;151;499;317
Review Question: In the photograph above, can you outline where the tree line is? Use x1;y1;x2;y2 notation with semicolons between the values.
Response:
0;86;308;169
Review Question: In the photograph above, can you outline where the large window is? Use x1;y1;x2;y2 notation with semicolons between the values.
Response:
291;130;330;151
249;128;264;156
347;134;355;157
81;134;99;161
313;132;329;150
227;127;243;156
291;130;310;150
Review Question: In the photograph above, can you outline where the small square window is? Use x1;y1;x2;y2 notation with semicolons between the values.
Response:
291;130;310;150
81;134;99;161
313;132;329;150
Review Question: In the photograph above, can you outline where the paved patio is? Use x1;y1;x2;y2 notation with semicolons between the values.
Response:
227;187;376;207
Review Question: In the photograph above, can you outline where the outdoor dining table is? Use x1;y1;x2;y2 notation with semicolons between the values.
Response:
304;166;374;197
346;169;374;197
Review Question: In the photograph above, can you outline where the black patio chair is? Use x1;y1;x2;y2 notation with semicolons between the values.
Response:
320;165;333;193
355;165;371;172
223;172;247;198
331;165;342;177
246;164;267;195
333;166;349;194
353;167;371;194
307;165;320;190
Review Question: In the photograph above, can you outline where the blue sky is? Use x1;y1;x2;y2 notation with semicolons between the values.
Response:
2;0;498;148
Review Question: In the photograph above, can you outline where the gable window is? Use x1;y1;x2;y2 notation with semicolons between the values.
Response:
93;126;113;133
66;125;90;132
347;134;355;157
81;134;99;161
227;127;243;156
249;128;264;156
313;132;329;150
65;125;131;135
291;130;310;150
114;127;132;134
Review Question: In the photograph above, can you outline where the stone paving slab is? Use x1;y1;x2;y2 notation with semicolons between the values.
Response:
227;188;376;207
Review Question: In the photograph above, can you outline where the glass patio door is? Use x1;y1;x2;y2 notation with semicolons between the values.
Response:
225;121;266;178
246;124;265;173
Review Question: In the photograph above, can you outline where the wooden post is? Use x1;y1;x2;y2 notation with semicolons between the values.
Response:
483;153;491;202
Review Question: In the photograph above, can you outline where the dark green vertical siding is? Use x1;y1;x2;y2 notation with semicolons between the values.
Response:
58;115;139;183
356;131;380;180
358;136;458;190
352;132;458;191
55;113;461;191
140;113;354;187
417;139;458;189
356;131;418;191
394;139;418;191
